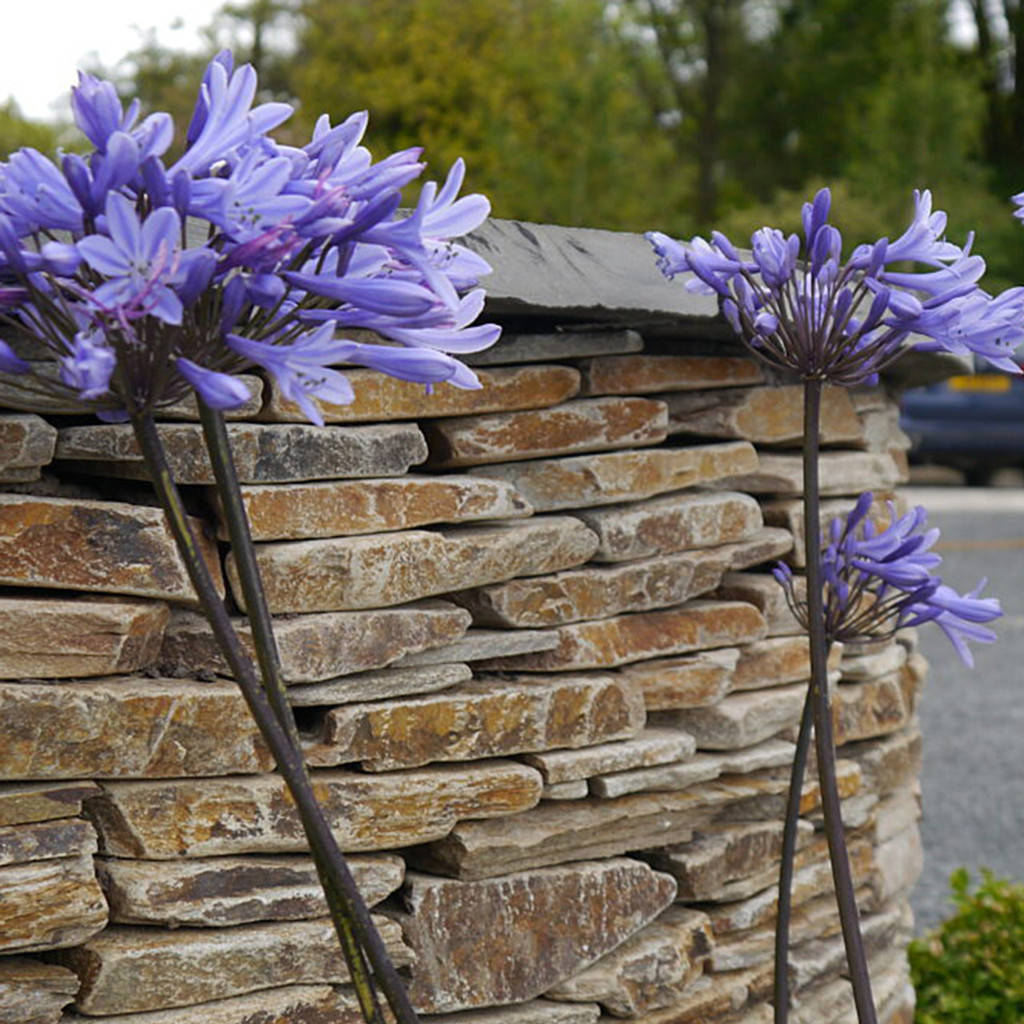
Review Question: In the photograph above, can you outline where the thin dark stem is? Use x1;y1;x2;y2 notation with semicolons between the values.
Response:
801;379;878;1024
773;686;813;1024
131;411;420;1024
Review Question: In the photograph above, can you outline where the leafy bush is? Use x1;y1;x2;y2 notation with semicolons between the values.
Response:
910;868;1024;1023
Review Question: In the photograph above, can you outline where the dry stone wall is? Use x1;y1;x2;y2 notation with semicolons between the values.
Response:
0;220;924;1024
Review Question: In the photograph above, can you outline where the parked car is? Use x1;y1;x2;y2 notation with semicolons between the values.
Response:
899;357;1024;485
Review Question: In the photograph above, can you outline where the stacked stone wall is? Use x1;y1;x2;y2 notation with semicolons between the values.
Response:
0;221;922;1024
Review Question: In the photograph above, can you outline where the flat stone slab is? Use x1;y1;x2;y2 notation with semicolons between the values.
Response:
422;397;668;468
55;422;428;484
473;442;757;512
0;678;270;780
730;637;839;692
645;821;811;902
0;414;56;472
0;595;168;680
545;906;713;1016
843;728;921;799
287;664;472;707
455;529;790;628
263;364;581;422
96;853;404;927
833;675;915;746
839;640;906;682
714;572;804;637
396;629;560;666
231;517;598;614
407;775;785;880
427;999;601;1024
0;957;79;1024
60;985;360;1024
479;600;766;672
0;782;100;827
663;384;864;446
392;860;676;1013
620;649;739;711
722;451;904;499
521;728;696;785
0;853;108;954
465;328;643;367
578;355;763;396
312;673;644;771
216;475;531;542
158;601;471;683
0;818;96;868
86;761;542;858
0;495;222;602
575;491;763;563
53;916;410;1015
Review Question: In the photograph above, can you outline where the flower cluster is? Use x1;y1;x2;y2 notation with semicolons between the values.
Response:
0;52;498;424
648;189;1024;385
773;493;1001;665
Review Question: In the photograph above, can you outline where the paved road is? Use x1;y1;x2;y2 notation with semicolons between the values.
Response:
902;486;1024;932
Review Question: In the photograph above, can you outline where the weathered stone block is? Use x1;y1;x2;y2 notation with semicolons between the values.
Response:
576;491;763;563
522;728;695;785
578;355;763;396
215;474;531;542
718;451;905;497
0;414;56;472
545;906;713;1016
840;640;906;682
393;860;677;1013
230;517;599;613
96;853;405;926
86;761;542;858
287;664;472;707
456;529;790;629
0;957;79;1024
53;916;410;1015
480;600;766;672
427;999;601;1024
843;727;922;798
0;678;270;780
0;853;108;954
422;398;668;468
473;442;758;512
0;818;96;867
0;495;222;602
263;364;581;422
620;649;739;711
465;328;642;367
158;601;471;683
396;629;560;666
313;673;645;771
731;637;842;692
0;595;168;680
60;985;361;1024
0;782;99;827
55;422;428;484
714;572;804;637
871;826;924;905
832;675;915;746
409;774;789;880
663;384;864;446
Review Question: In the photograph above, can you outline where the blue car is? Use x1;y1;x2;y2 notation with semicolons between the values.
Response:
900;360;1024;485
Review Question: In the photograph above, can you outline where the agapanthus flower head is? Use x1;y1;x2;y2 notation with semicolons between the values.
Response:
649;188;1024;386
773;492;1001;666
0;50;497;421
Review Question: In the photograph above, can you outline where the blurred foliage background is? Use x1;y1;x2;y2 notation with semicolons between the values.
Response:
7;0;1024;287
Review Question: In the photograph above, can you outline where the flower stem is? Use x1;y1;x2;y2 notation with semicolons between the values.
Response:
131;411;418;1024
801;378;878;1024
773;686;812;1024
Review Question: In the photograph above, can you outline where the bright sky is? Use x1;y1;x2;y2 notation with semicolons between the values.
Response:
0;0;225;121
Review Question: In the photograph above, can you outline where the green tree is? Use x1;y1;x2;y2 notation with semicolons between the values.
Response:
0;100;63;158
295;0;682;230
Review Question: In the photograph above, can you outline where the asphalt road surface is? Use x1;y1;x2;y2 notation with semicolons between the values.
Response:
902;485;1024;933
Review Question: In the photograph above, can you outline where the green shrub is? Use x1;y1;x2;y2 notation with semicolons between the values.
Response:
910;868;1024;1023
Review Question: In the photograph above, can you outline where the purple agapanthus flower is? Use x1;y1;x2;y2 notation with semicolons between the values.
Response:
649;188;1024;385
773;492;1001;666
0;50;498;420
